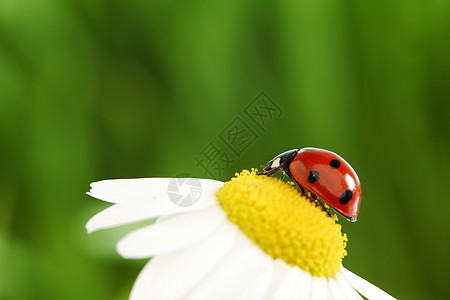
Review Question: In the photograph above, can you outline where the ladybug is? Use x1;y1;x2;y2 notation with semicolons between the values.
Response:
258;147;361;222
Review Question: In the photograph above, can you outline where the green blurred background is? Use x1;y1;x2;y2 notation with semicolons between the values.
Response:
1;0;449;299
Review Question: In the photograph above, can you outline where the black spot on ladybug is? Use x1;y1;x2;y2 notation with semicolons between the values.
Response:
339;190;353;204
330;159;340;169
307;171;319;184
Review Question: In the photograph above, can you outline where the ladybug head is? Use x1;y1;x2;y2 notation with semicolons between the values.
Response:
264;149;299;172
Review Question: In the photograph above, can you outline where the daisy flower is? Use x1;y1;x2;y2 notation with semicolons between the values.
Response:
86;170;395;300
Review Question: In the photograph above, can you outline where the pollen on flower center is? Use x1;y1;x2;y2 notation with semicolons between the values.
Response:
216;169;348;277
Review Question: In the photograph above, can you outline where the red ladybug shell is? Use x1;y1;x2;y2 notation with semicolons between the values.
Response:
289;148;361;220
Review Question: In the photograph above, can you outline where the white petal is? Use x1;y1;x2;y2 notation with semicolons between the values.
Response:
117;205;228;258
335;271;364;300
290;268;313;299
236;257;273;300
309;276;330;300
86;178;223;233
341;267;396;300
269;266;312;300
88;178;223;203
187;244;273;300
264;259;294;300
328;276;351;300
129;222;238;300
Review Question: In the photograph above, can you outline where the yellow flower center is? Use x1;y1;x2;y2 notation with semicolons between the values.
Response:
216;169;347;277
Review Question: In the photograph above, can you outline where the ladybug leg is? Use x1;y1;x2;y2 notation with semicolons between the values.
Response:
302;191;332;218
315;199;333;218
280;173;285;181
297;185;306;196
